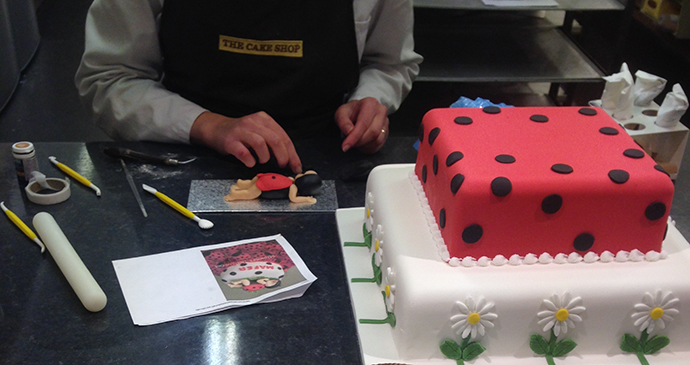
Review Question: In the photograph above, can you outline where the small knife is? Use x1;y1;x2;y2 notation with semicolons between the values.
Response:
104;147;196;165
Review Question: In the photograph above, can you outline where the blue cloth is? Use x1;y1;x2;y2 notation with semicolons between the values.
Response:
450;96;512;108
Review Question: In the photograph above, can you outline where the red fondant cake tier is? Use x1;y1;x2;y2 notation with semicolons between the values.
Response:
414;106;674;260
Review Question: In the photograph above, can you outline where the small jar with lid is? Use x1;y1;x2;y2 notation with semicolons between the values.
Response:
12;141;40;186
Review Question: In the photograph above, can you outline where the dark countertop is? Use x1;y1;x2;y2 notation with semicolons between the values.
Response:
0;137;688;364
0;139;418;365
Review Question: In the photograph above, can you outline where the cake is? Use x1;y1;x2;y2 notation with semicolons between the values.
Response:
345;107;690;364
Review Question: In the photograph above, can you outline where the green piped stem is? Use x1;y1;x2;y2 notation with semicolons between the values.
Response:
351;277;376;283
636;330;651;365
546;329;557;365
343;241;369;247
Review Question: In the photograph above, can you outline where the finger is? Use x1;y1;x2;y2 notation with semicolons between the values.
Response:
341;109;372;152
225;140;257;168
242;132;272;164
334;103;356;136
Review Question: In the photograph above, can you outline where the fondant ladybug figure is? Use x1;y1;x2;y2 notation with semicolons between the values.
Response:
224;170;322;204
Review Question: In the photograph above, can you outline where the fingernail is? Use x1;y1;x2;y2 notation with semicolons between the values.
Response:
342;144;351;152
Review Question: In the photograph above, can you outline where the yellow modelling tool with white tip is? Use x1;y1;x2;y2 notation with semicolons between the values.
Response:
142;184;214;229
1;201;45;252
49;156;101;197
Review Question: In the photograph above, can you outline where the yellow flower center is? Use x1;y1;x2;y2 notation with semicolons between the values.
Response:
556;308;569;322
385;285;391;297
468;312;481;325
366;208;370;218
375;239;380;251
650;307;664;320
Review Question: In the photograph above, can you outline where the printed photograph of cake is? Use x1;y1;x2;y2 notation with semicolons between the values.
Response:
202;239;307;301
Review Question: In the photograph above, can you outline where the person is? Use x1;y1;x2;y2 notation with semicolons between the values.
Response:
75;0;422;174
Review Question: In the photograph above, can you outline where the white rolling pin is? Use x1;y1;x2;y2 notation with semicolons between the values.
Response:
33;212;107;312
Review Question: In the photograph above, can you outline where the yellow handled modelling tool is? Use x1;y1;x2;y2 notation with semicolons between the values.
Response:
142;184;214;229
1;201;45;252
49;156;101;197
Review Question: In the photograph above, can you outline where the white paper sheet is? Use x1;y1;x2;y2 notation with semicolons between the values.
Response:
481;0;558;7
113;234;317;326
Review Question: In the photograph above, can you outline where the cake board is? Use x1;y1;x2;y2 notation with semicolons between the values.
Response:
336;164;690;365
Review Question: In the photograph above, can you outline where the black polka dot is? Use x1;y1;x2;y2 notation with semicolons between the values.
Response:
462;224;483;244
624;149;645;159
573;233;595;251
450;174;465;194
446;151;464;166
483;106;501;114
230;272;237;276
439;209;446;229
433;155;439;175
530;114;549;123
255;271;263;275
495;154;516;164
578;108;597;116
645;202;667;221
428;127;441;146
599;127;619;135
454;116;473;125
551;164;573;174
491;177;512;197
421;165;427;183
541;194;563;214
608;169;630;184
240;263;247;266
654;165;670;176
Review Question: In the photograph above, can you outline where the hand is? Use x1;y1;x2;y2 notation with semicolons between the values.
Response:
190;111;303;174
335;97;389;154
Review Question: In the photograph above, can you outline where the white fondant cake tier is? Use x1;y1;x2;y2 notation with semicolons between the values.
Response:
339;164;690;364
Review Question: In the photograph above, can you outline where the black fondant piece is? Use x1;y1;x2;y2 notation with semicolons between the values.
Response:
261;188;290;199
450;174;465;194
578;108;597;116
462;224;483;244
428;127;441;146
439;208;446;229
599;127;619;135
551;164;573;174
541;194;563;214
483;106;501;114
495;154;516;164
645;202;667;221
446;151;464;166
422;165;428;183
623;149;645;159
491;177;512;197
433;155;439;175
608;170;630;184
454;116;473;125
295;173;323;196
573;233;595;251
530;114;549;123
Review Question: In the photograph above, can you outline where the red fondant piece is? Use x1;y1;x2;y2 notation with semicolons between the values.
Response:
415;107;674;259
255;173;293;192
243;284;266;291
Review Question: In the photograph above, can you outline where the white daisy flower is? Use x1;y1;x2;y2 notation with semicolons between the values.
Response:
537;292;585;337
450;296;498;340
365;192;375;232
631;290;679;334
383;267;396;312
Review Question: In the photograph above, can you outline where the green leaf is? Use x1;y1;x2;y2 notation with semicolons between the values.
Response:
363;225;372;249
643;335;670;354
440;340;463;360
552;339;577;357
462;342;486;361
530;334;550;355
620;334;642;353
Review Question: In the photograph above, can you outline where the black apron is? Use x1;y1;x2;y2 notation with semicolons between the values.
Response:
159;0;360;139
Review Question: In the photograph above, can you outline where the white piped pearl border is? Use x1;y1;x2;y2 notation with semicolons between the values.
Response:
409;171;667;268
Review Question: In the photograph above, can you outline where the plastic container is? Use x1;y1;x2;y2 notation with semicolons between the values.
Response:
12;141;39;186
